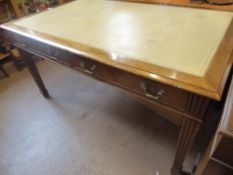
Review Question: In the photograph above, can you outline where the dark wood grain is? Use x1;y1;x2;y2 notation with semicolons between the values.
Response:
18;48;49;98
172;119;200;175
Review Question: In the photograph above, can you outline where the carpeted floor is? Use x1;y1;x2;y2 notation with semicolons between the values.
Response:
0;60;196;175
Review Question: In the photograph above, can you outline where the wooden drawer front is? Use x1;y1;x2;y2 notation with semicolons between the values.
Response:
12;34;189;111
71;58;188;111
11;33;61;61
92;64;188;111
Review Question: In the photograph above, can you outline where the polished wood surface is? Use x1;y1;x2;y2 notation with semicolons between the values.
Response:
1;0;233;100
114;0;233;11
1;1;232;174
129;93;182;126
12;33;193;113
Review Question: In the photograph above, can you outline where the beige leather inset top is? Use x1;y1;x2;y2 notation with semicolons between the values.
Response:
14;0;233;76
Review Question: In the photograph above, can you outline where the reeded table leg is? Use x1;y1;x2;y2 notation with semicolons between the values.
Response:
171;118;200;175
169;94;210;175
19;49;49;98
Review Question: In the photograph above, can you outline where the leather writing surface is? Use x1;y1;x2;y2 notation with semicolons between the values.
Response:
14;0;233;76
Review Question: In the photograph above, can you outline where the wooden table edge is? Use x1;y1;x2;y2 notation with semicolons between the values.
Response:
111;0;233;11
1;19;232;101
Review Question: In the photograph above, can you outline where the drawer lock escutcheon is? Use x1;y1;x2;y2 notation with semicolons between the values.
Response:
80;61;96;75
140;82;165;100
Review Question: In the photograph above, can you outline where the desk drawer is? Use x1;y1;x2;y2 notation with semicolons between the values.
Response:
12;34;61;61
12;33;189;111
93;63;189;111
64;51;189;111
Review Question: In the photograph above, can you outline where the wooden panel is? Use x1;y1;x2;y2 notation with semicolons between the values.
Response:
11;32;190;112
128;93;182;126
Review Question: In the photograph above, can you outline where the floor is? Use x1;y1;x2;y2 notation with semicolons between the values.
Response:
0;60;197;175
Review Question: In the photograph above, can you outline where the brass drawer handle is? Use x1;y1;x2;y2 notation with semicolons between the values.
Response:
80;61;96;74
46;48;52;55
46;49;60;58
53;51;60;58
140;82;165;100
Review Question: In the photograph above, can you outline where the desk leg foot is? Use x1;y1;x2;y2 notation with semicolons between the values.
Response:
19;49;49;98
40;89;49;98
171;118;200;175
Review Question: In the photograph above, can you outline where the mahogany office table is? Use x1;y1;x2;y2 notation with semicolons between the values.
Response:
1;0;233;174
